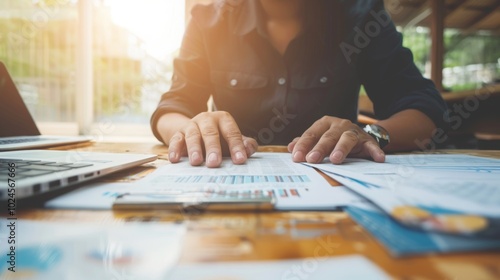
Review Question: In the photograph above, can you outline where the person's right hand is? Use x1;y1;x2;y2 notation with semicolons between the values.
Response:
167;111;258;168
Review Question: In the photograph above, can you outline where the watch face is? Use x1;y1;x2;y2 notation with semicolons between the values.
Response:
364;125;390;149
377;136;389;149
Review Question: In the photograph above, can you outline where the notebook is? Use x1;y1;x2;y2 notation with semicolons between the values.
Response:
0;61;91;151
0;149;156;200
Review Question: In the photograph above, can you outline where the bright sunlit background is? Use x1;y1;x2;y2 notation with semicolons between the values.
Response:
106;0;185;60
0;0;187;139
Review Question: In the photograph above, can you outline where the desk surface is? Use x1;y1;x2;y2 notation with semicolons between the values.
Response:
10;142;500;279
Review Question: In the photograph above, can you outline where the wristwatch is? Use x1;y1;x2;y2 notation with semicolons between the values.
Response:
363;124;390;149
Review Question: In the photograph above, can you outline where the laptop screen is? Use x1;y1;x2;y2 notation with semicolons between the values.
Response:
0;62;41;137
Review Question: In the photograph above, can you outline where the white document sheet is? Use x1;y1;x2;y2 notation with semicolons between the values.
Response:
46;153;361;210
45;182;135;210
0;220;186;280
130;152;361;210
167;255;390;280
305;154;500;235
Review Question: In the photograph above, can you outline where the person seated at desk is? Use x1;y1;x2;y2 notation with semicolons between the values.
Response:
151;0;448;168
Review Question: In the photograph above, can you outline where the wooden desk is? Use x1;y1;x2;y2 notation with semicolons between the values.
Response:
9;142;500;279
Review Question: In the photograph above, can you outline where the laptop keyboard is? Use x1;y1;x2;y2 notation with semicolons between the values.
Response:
0;158;94;180
0;137;51;144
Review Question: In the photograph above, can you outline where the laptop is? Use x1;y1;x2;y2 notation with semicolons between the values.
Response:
1;150;156;200
0;61;91;151
0;62;157;201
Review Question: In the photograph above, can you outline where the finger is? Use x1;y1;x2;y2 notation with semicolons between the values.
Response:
183;122;205;166
243;136;258;156
197;117;223;168
305;130;342;163
292;118;332;162
329;129;360;164
287;137;300;153
365;141;385;163
168;132;186;163
218;113;247;165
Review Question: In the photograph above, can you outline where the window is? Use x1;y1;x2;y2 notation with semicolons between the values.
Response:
400;27;500;93
394;0;500;94
0;0;185;139
442;30;499;92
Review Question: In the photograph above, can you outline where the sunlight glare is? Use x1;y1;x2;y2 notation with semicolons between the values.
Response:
106;0;185;60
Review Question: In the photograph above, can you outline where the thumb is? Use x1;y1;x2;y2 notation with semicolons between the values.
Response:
243;136;258;156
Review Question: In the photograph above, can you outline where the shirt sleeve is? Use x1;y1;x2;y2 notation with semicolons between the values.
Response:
150;13;214;143
356;0;449;131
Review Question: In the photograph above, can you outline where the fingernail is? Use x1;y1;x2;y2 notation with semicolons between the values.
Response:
293;151;304;162
169;152;176;161
307;151;321;163
235;151;245;161
332;150;344;162
191;151;201;163
207;152;218;165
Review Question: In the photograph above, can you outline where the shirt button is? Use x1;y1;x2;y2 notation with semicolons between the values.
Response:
320;76;328;83
230;79;238;87
278;77;286;85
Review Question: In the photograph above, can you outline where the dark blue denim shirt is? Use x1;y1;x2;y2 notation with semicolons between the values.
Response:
151;0;448;145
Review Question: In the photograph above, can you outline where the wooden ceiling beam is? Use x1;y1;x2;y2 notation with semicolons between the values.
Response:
401;0;472;30
461;4;500;35
444;0;470;21
403;1;431;29
395;0;500;33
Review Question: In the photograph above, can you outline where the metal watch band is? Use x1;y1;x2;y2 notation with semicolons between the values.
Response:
363;124;390;149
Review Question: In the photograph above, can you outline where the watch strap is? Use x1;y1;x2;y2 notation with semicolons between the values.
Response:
363;124;390;149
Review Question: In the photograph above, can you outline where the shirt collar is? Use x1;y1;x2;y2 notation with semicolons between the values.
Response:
231;0;266;36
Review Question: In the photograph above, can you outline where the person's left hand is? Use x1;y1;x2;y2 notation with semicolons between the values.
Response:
287;116;386;164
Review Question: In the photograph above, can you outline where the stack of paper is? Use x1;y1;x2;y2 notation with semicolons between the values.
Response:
304;154;500;256
46;153;361;211
345;201;500;256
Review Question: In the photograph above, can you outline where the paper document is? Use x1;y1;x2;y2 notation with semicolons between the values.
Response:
305;154;500;237
0;220;185;280
45;182;135;210
46;153;360;210
346;202;500;256
167;255;390;280
127;152;360;210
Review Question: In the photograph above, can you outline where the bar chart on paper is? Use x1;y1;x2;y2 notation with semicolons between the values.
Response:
131;153;360;210
157;174;311;184
46;153;361;210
